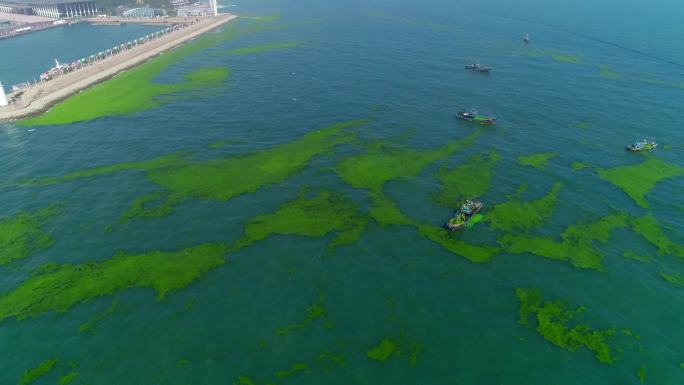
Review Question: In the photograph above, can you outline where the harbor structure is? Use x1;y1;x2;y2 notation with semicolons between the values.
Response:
0;0;97;19
0;81;8;106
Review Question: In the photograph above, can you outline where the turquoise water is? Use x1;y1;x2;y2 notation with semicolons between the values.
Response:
1;0;683;384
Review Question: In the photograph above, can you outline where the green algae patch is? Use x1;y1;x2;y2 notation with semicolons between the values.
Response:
659;272;684;287
0;206;60;265
551;53;581;64
20;17;290;126
18;358;58;385
622;250;650;263
274;363;308;379
276;289;326;336
0;243;227;323
571;162;588;171
516;288;616;364
20;153;187;187
433;150;501;205
637;364;646;383
367;337;398;361
486;182;562;233
517;152;556;170
234;375;257;385
598;66;620;79
417;224;498;263
224;40;304;55
366;334;422;366
79;300;119;333
597;156;684;208
501;213;629;269
145;120;364;202
573;120;590;129
21;62;231;126
58;371;79;385
368;192;413;226
336;130;480;194
233;189;368;251
631;214;684;258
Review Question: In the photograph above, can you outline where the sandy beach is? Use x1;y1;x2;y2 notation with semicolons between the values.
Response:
0;13;237;123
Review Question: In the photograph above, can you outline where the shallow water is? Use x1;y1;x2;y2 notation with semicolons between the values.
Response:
1;0;683;384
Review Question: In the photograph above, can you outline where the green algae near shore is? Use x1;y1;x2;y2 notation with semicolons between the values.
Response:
597;156;684;208
0;206;60;265
18;358;59;385
551;53;581;64
516;288;616;364
224;41;305;55
20;18;289;126
0;243;227;323
233;189;367;251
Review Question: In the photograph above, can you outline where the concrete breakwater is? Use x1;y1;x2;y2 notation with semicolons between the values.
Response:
0;14;237;123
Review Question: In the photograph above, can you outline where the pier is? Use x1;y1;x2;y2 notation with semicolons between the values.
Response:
0;13;236;123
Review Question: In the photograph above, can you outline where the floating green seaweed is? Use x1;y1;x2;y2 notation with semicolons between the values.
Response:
622;250;650;262
25;120;366;222
276;289;326;336
517;152;556;170
516;288;616;364
0;243;227;323
500;213;629;269
366;333;422;366
58;371;79;385
368;191;413;226
274;363;308;379
20;17;300;126
637;364;646;383
597;156;684;208
233;189;368;251
572;120;590;129
18;358;59;385
659;271;684;286
433;150;501;205
571;162;588;171
0;206;60;265
316;351;346;372
224;40;305;55
631;214;684;258
598;65;620;79
486;182;562;233
21;64;230;126
551;53;581;64
335;130;480;195
78;300;119;333
417;224;498;263
367;337;398;361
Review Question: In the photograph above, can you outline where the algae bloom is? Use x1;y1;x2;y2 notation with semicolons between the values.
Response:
517;152;556;170
597;156;684;208
486;182;562;233
0;206;60;265
516;288;616;364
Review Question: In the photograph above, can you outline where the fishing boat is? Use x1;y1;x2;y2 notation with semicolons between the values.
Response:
626;139;658;152
465;63;492;73
523;33;530;43
456;109;497;125
445;199;483;231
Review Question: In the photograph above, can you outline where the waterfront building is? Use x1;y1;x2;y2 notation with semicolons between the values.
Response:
122;7;164;18
0;0;97;19
0;81;8;106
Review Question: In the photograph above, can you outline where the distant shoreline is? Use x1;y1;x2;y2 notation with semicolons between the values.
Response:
0;14;237;124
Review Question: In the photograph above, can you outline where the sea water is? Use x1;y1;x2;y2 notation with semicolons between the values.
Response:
0;0;682;383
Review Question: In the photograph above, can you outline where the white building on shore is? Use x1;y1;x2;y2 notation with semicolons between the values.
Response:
0;0;97;19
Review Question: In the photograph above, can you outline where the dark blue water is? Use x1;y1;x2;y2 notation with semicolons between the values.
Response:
0;0;682;384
